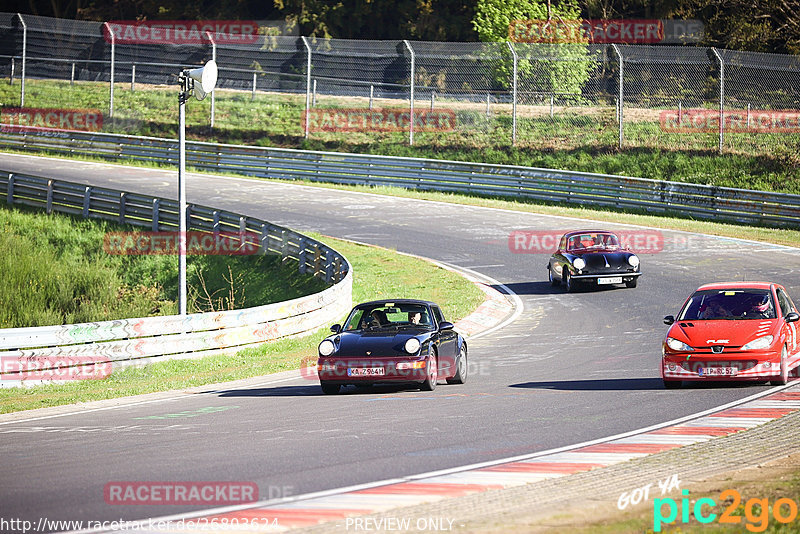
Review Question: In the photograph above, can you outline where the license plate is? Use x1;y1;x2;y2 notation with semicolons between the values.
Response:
347;367;385;377
597;277;623;285
699;367;738;376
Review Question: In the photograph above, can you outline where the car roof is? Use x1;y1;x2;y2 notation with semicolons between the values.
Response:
695;282;776;291
563;229;618;238
354;299;438;307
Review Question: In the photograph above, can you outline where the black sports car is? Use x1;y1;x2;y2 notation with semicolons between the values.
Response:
547;230;641;292
316;299;468;394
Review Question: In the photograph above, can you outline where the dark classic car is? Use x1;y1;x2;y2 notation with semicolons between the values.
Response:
316;299;468;394
547;230;641;292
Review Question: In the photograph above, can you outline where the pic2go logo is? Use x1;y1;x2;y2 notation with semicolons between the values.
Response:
654;489;800;532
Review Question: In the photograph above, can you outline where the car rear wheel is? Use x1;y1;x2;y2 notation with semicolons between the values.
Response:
663;379;681;389
548;265;559;287
771;346;788;385
625;277;638;288
321;383;341;395
447;345;468;384
564;270;574;293
420;350;438;391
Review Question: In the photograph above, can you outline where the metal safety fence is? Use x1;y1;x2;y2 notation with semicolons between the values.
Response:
0;170;352;386
1;128;797;229
2;12;800;154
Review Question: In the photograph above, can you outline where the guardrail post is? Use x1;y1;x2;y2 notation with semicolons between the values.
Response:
260;223;268;253
103;22;114;119
403;40;415;145
302;36;311;139
325;254;334;283
611;44;623;148
205;31;216;130
46;179;53;214
507;42;518;146
298;236;307;274
280;228;288;259
82;186;92;217
711;47;724;154
239;216;246;251
7;174;14;204
119;192;126;224
152;198;160;231
17;14;26;107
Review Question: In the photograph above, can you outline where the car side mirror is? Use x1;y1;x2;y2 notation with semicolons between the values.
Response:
438;321;454;331
330;324;341;333
785;312;799;323
663;315;675;325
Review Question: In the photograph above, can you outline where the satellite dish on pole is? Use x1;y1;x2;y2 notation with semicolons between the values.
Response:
187;59;218;100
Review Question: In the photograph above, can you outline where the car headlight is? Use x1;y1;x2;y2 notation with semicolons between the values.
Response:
628;255;640;268
741;335;773;351
666;337;693;352
318;339;335;356
573;258;586;270
404;338;421;354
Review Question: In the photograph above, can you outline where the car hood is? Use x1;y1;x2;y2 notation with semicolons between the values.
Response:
668;319;777;347
332;330;428;357
574;251;632;268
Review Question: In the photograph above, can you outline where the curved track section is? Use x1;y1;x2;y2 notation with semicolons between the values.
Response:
1;153;799;528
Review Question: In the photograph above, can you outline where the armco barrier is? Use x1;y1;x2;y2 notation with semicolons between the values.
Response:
0;171;352;386
1;128;799;228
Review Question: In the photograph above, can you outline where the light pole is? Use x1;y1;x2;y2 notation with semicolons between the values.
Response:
177;60;218;315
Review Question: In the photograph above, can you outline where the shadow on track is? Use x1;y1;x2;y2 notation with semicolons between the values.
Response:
510;378;756;391
216;383;422;397
493;281;631;296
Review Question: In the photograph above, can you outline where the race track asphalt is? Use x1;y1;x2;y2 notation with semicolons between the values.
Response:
1;153;797;528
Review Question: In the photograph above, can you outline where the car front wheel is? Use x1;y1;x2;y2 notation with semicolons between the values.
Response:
447;345;468;385
321;383;341;395
564;270;574;293
771;346;788;386
420;350;438;391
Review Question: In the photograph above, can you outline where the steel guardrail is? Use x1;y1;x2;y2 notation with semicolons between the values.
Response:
1;128;798;228
0;170;352;386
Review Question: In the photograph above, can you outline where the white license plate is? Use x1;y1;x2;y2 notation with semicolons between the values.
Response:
597;277;623;285
699;367;738;376
347;367;385;377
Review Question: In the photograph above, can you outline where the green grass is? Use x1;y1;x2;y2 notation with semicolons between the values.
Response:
2;79;799;194
0;203;327;328
0;235;485;413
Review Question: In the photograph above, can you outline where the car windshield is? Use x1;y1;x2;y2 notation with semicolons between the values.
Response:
566;232;620;252
678;289;777;320
343;303;432;331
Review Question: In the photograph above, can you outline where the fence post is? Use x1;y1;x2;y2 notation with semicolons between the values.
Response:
71;63;75;86
205;31;216;130
251;71;256;100
369;84;374;110
611;44;623;148
17;14;26;107
46;179;53;214
302;36;311;139
711;48;724;154
312;78;317;106
103;22;114;119
403;40;415;145
507;42;517;146
9;57;14;84
486;93;491;116
130;64;135;91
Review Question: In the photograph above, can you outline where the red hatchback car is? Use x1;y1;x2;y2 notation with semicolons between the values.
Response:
662;282;800;388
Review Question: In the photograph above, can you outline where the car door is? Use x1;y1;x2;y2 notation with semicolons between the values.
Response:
431;305;457;377
776;287;798;355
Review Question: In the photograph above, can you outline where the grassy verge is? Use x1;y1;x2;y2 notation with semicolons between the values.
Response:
0;203;327;327
0;235;485;413
2;79;799;193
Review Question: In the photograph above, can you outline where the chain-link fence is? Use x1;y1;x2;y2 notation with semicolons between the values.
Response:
2;12;799;154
